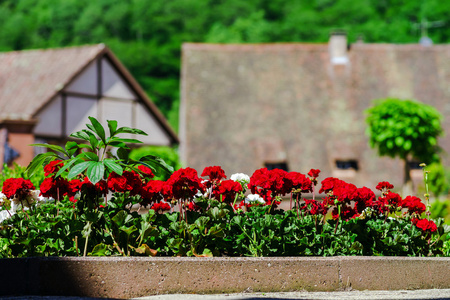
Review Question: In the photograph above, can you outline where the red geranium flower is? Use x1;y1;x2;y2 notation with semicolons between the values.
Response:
285;172;312;193
375;191;402;214
107;171;143;195
2;178;35;199
186;201;201;211
353;186;376;213
402;196;426;215
376;181;394;192
308;169;321;179
141;180;167;206
40;177;71;199
44;160;64;177
332;204;357;221
213;179;242;204
137;165;155;179
319;177;343;194
301;199;328;216
167;167;204;200
201;166;226;186
151;201;171;213
248;168;289;204
414;218;437;233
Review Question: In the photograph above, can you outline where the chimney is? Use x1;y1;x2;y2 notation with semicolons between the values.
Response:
329;32;349;65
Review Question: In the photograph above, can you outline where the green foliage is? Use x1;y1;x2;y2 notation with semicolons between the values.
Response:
425;162;450;198
365;98;443;164
2;195;448;258
430;199;450;224
130;146;182;180
0;163;44;189
27;116;173;184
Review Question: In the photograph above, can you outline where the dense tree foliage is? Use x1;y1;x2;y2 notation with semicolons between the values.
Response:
365;98;443;192
1;0;449;130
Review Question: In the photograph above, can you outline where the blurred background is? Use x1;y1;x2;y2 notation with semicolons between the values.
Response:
0;0;450;222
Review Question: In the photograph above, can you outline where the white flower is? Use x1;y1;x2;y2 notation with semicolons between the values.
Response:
0;192;7;204
30;190;54;204
0;210;13;223
245;194;265;205
230;173;250;184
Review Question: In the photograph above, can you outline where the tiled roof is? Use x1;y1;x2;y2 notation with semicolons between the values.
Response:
0;44;104;121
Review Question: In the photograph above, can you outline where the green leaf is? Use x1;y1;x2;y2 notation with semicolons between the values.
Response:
117;148;129;161
109;138;143;144
88;243;109;256
103;159;123;175
138;155;174;174
131;244;157;256
77;144;94;151
83;130;99;149
89;116;106;144
78;151;99;162
86;161;105;184
120;225;137;236
54;158;81;178
30;143;68;156
115;127;148;136
67;161;91;179
26;152;59;177
107;120;118;137
70;130;90;141
112;210;128;227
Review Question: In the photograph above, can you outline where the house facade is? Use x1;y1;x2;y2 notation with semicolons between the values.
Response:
180;34;450;190
0;44;178;167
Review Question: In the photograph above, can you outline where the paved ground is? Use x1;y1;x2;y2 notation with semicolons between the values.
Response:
2;290;450;300
135;290;450;300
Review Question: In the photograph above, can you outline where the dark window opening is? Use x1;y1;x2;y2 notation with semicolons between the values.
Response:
336;160;358;171
265;162;289;172
408;161;423;170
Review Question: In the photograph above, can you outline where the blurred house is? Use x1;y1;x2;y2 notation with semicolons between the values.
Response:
0;44;178;167
180;34;450;189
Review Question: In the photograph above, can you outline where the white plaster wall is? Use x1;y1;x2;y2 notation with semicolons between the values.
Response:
33;95;63;137
65;62;97;95
101;58;136;100
66;96;97;134
135;102;171;146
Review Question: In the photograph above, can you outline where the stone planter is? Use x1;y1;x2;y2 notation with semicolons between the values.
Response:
1;256;449;298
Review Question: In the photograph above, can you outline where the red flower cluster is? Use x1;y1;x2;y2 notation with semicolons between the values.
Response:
376;181;394;192
375;191;402;214
107;171;143;196
40;177;72;199
44;160;64;176
150;201;171;213
2;178;35;199
318;177;376;220
402;196;426;215
167;167;204;200
137;165;155;179
412;218;437;233
248;168;313;206
213;179;242;204
141;180;169;207
201;166;226;185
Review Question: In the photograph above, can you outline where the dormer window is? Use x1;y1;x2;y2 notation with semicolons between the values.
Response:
265;161;288;172
336;159;359;170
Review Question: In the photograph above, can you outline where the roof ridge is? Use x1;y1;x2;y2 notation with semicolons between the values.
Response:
0;43;105;55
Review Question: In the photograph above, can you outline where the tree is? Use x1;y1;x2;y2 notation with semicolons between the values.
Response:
365;98;443;194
